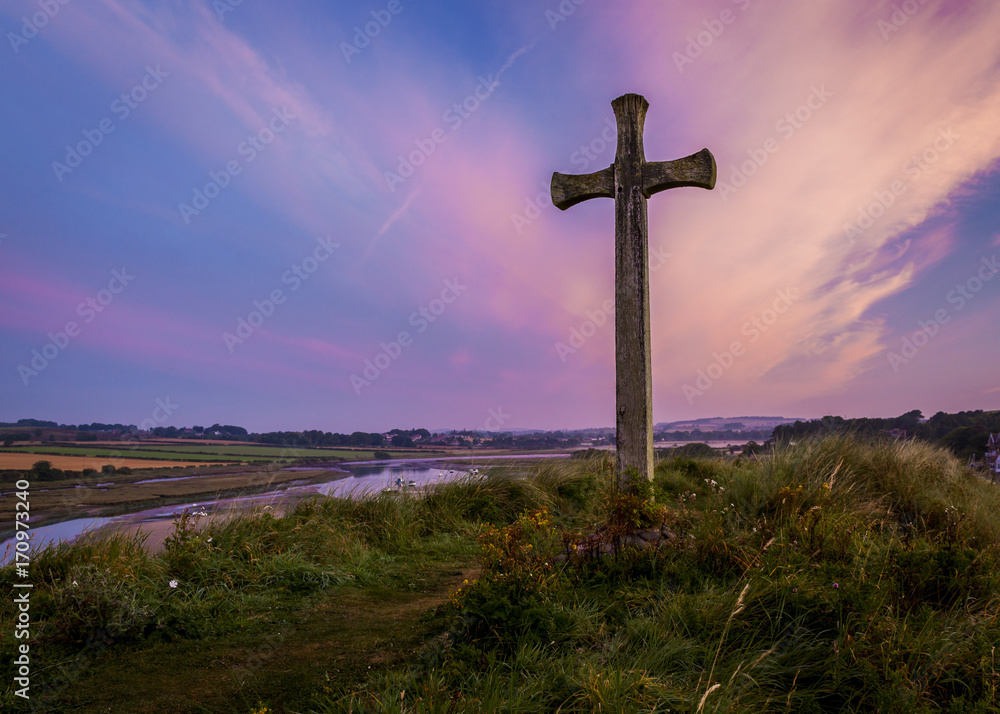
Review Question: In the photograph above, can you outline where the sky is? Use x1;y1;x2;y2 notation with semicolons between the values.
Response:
1;0;999;434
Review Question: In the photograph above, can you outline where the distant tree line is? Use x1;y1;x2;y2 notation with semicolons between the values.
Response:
773;410;1000;460
0;419;60;428
248;428;431;448
253;430;387;447
653;428;773;442
486;433;583;450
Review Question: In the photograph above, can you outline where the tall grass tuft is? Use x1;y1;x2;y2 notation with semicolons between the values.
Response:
4;436;1000;711
317;435;1000;712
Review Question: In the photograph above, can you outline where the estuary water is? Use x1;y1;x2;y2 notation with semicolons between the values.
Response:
0;455;565;565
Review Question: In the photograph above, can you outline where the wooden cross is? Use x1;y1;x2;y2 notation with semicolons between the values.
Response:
551;93;716;486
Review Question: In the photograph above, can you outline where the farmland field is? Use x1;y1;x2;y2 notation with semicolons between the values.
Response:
0;441;442;471
0;446;263;462
0;452;215;471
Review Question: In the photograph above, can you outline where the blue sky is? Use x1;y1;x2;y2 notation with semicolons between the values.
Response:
2;0;999;433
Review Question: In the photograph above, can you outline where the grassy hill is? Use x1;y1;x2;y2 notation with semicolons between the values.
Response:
3;435;1000;712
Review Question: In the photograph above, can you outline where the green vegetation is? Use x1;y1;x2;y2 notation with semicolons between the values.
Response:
3;435;1000;712
0;443;436;466
775;409;1000;460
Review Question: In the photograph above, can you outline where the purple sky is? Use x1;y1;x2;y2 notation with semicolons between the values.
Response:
2;0;999;433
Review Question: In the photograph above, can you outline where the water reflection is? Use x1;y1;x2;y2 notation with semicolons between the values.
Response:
0;461;481;564
1;517;116;566
313;463;478;496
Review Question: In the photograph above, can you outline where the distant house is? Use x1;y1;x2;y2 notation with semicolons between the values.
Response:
887;429;907;440
988;434;1000;475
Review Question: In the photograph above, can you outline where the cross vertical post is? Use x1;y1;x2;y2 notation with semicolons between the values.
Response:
551;93;716;488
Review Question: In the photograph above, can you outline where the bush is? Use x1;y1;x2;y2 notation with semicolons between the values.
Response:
31;460;64;481
41;564;156;646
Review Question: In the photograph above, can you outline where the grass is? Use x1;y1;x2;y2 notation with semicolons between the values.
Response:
3;435;1000;712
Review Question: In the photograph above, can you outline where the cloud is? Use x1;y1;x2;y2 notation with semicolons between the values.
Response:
604;0;1000;413
366;188;422;257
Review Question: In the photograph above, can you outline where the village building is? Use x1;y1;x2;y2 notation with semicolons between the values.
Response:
988;434;1000;475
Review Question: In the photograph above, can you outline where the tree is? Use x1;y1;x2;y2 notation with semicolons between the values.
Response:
941;427;987;460
675;442;714;458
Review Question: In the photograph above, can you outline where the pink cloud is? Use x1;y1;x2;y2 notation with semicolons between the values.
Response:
595;1;1000;417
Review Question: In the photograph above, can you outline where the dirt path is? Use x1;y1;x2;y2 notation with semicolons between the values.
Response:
44;566;478;713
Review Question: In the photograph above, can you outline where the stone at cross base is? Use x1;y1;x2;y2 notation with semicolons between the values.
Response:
551;93;716;488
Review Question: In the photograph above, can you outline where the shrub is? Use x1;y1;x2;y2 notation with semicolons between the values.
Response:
41;564;155;645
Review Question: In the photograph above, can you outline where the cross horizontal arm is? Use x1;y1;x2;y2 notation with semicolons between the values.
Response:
642;148;717;197
551;166;615;210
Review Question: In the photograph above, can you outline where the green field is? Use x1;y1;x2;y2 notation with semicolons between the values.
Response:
0;446;266;463
0;443;439;464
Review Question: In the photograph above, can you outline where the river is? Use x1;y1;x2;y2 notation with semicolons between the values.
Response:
0;454;567;565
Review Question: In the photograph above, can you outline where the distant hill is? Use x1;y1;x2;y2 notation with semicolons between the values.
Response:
654;416;804;432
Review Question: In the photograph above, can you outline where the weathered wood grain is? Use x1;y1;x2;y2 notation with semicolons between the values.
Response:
550;93;716;487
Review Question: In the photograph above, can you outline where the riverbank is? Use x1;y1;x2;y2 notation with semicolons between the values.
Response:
0;465;347;540
0;453;574;561
5;437;998;711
